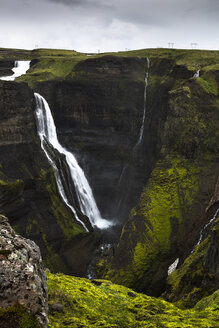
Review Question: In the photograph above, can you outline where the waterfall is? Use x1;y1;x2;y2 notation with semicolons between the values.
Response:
168;258;179;276
135;57;150;146
0;60;31;81
116;58;150;214
193;69;200;78
34;93;112;231
191;207;219;253
196;208;219;246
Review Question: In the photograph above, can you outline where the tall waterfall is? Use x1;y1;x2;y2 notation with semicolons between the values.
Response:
34;93;112;231
135;57;150;146
0;60;31;81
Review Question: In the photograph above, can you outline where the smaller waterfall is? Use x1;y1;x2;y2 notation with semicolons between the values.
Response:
35;93;112;231
191;207;219;253
193;69;200;78
116;58;150;214
168;258;179;276
196;208;219;246
0;60;31;81
135;57;150;146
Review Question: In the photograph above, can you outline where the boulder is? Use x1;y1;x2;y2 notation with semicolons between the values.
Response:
0;215;48;327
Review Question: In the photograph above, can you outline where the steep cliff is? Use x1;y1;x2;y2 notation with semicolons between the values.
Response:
97;55;219;300
0;47;218;298
0;79;98;276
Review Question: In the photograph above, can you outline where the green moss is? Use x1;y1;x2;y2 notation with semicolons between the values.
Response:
139;155;199;247
47;272;219;328
194;290;219;312
103;154;201;289
197;77;218;96
166;216;219;308
40;169;85;240
0;303;40;328
0;179;24;198
18;54;88;87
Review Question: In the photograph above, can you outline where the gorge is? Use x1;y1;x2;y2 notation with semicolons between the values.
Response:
0;47;218;327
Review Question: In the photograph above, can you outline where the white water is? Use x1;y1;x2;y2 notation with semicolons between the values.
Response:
193;69;200;78
0;60;31;81
34;93;112;231
135;57;150;145
168;258;179;276
196;208;219;247
191;207;219;253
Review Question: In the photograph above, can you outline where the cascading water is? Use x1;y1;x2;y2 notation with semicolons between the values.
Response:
0;60;31;81
34;93;112;231
193;69;200;78
135;57;150;146
168;258;179;276
116;58;150;214
191;207;219;253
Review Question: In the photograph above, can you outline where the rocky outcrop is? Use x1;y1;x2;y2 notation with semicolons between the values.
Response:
0;60;14;78
0;215;48;327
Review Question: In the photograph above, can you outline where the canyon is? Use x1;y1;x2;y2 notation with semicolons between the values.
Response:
0;48;218;322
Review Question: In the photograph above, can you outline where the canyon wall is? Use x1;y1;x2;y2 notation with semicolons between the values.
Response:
0;49;218;301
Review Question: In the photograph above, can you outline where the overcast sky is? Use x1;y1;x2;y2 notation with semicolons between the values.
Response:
0;0;218;53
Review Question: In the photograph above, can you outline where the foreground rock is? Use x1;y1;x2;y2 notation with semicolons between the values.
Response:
0;215;48;327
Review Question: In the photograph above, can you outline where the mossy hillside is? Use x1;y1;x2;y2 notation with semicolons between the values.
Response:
40;169;85;239
0;47;32;60
166;217;219;308
17;53;88;87
47;272;219;328
197;64;219;96
14;48;218;90
98;65;219;294
100;153;202;291
0;304;40;328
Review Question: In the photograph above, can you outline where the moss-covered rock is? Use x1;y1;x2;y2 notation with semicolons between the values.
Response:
0;304;40;328
165;216;219;308
97;55;219;298
47;272;219;328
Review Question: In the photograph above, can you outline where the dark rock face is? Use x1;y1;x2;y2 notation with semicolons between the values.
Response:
0;215;48;327
164;203;219;308
35;55;173;227
96;61;219;298
0;60;14;78
0;51;218;302
0;80;99;276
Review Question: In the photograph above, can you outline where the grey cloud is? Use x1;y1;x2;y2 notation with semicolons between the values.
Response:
47;0;114;10
0;0;218;52
47;0;87;5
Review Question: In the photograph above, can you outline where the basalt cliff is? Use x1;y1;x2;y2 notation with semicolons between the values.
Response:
0;47;218;317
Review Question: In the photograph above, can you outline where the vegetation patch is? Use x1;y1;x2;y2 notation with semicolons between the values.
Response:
0;303;40;328
47;272;219;328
